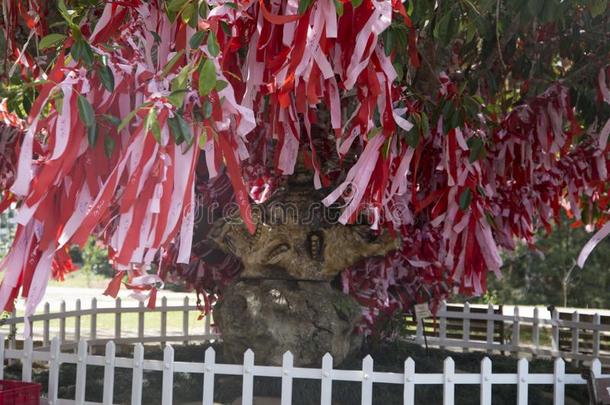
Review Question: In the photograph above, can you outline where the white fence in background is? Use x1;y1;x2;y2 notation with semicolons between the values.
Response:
0;296;218;349
414;302;610;364
2;335;606;405
3;298;610;365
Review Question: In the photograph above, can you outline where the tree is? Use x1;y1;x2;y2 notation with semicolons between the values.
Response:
0;0;609;337
486;221;610;309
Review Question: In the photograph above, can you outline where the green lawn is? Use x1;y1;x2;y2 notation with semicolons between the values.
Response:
48;270;111;289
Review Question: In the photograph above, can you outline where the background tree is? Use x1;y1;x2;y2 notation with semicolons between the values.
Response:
486;221;610;308
0;0;609;334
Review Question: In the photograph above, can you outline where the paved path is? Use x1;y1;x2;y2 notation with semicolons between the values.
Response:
13;286;195;312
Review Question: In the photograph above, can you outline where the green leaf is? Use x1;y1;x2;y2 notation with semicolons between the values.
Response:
77;95;95;128
39;34;67;50
468;137;485;163
104;135;116;158
150;31;162;43
168;0;189;12
169;65;191;108
590;0;607;17
406;127;420;148
58;0;74;24
207;31;220;57
71;39;94;67
298;0;313;15
420;112;430;138
189;31;205;49
202;100;213;119
334;0;344;16
383;29;393;57
199;1;209;18
162;50;185;76
102;114;121;127
199;128;208;149
169;114;194;146
198;59;217;96
117;107;142;133
168;115;184;144
87;123;99;147
459;188;472;211
181;2;197;27
98;65;115;92
215;80;228;92
351;0;363;8
145;108;161;143
433;8;457;46
224;2;238;9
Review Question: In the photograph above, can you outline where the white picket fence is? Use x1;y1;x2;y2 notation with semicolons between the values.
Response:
3;298;610;366
414;302;610;363
2;334;607;405
0;296;217;349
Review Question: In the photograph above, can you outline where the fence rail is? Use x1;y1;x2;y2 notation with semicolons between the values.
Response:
1;334;606;405
3;299;610;365
412;302;610;364
0;296;217;349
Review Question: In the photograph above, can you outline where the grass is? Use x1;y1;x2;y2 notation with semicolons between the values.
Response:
1;310;211;341
48;271;111;289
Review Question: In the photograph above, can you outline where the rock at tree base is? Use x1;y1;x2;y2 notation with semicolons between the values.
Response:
215;280;362;366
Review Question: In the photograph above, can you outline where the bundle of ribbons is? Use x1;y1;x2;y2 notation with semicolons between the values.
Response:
0;0;608;334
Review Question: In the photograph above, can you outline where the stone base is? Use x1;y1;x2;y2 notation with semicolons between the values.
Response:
215;280;362;366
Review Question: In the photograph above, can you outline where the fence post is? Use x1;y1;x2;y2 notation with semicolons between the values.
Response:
162;345;174;405
205;311;211;337
138;301;145;340
443;357;455;405
9;308;16;352
512;306;520;355
75;299;81;342
75;339;88;404
281;352;294;405
592;313;600;358
570;312;579;360
48;337;60;405
321;353;333;405
103;341;116;405
415;315;424;345
480;357;492;405
131;343;144;405
22;337;33;382
90;298;97;341
551;309;559;354
115;297;122;340
404;357;415;405
43;302;50;346
161;297;168;346
183;296;189;345
486;304;494;354
591;358;601;378
517;358;529;405
59;301;66;344
553;358;565;405
203;347;216;405
462;303;470;353
532;307;540;357
439;301;447;350
361;355;373;405
242;349;255;405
